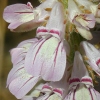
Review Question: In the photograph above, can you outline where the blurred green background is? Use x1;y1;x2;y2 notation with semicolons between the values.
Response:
0;0;100;100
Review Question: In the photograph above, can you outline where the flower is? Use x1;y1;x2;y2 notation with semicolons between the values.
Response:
68;0;95;40
21;60;70;100
6;3;70;99
64;51;100;100
22;83;64;100
24;2;70;81
21;73;68;100
37;83;63;100
7;39;41;99
3;0;58;32
4;0;100;100
80;41;100;76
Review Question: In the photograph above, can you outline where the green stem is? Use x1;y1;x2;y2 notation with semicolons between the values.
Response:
67;32;84;65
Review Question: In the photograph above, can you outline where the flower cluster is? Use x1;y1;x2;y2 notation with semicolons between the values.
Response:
3;0;100;100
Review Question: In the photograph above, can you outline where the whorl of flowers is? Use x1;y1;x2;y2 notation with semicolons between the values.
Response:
3;0;100;100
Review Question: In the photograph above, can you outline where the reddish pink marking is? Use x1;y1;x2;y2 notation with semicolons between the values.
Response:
37;29;48;33
89;88;94;100
69;78;80;84
73;85;79;100
36;29;60;36
53;88;63;96
14;12;33;14
42;85;52;90
50;30;60;35
96;59;100;66
33;37;51;64
27;2;33;9
54;41;61;67
81;78;92;83
16;77;33;95
27;3;31;6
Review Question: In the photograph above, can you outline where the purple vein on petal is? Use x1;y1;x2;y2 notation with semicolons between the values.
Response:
89;88;94;100
14;12;34;14
7;67;24;87
15;77;33;95
54;41;61;67
33;36;51;64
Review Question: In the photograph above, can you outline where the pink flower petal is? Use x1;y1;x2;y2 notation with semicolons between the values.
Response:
80;41;100;76
10;38;38;65
3;0;57;32
71;51;89;79
9;74;39;99
11;20;44;32
41;41;66;81
10;48;25;64
25;37;67;81
46;2;65;38
3;2;38;30
3;2;46;32
7;63;24;87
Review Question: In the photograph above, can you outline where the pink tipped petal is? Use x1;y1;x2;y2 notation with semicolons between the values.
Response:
69;51;92;89
71;51;89;78
9;74;39;99
3;2;45;31
11;20;44;32
46;2;65;34
80;41;100;76
3;0;58;32
3;2;37;30
3;3;34;23
36;2;65;39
